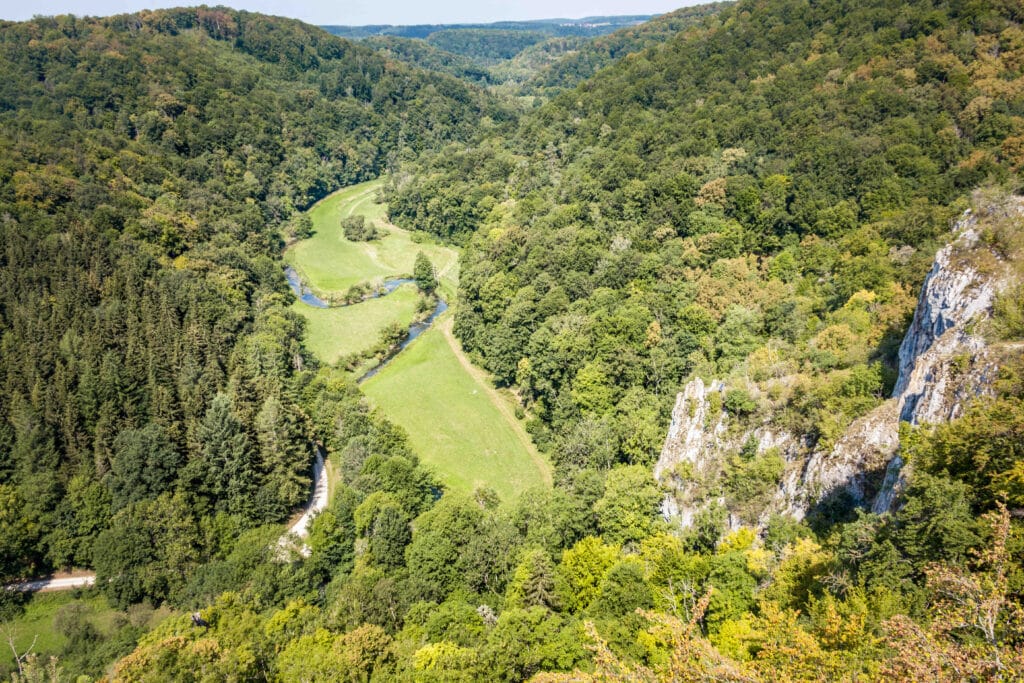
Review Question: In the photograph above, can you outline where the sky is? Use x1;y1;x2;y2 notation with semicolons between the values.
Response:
0;1;695;25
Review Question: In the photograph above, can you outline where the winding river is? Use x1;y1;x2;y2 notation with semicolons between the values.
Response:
286;266;417;308
358;298;448;383
285;266;448;381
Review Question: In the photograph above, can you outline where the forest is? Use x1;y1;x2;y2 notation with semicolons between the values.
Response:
2;0;1024;680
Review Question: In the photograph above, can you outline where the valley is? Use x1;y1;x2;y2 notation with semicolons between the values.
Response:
285;178;550;501
1;3;1022;681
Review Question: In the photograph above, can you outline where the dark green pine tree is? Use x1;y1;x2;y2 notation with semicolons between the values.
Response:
369;503;411;569
255;394;310;521
506;548;559;611
190;393;256;518
108;423;182;509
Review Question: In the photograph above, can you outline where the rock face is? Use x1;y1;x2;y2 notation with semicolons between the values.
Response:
893;215;1000;423
656;201;1021;527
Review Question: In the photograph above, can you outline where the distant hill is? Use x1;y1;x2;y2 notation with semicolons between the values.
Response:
321;15;653;40
528;2;729;94
332;10;728;93
362;35;493;83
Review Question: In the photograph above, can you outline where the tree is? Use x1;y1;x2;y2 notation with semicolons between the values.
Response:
594;465;662;546
414;252;437;293
506;549;559;611
589;558;653;619
405;495;486;600
188;393;256;517
0;485;40;581
255;394;310;522
342;214;379;241
480;607;579;681
556;537;619;614
107;424;182;509
882;505;1024;681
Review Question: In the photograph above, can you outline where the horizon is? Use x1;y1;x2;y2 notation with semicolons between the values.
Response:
0;0;699;26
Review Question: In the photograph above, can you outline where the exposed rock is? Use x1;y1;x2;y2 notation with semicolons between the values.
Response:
653;377;725;482
656;200;1021;528
870;204;1019;511
893;218;1002;424
792;400;899;515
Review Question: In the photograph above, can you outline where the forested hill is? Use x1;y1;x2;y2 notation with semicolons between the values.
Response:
362;35;493;84
329;7;727;95
387;0;1024;479
526;1;728;95
0;7;498;596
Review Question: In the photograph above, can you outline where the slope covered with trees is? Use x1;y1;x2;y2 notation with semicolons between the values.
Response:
388;0;1024;478
362;35;493;84
525;1;729;95
4;1;1024;680
0;7;499;597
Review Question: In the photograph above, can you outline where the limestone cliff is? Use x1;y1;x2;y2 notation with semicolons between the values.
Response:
656;198;1022;528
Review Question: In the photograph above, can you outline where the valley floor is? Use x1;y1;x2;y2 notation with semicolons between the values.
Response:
286;179;549;501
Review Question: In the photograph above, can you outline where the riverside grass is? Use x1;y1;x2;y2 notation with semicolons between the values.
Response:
290;284;422;365
289;178;547;500
362;315;550;502
284;179;458;295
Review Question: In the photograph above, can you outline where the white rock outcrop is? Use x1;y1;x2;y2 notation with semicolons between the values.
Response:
656;201;1021;526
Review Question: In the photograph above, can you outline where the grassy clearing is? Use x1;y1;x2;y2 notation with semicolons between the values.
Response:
362;313;550;502
289;178;547;501
0;592;171;673
285;179;458;295
1;592;80;667
291;284;423;365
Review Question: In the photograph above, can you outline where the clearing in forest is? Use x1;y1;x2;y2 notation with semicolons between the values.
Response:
287;178;548;501
361;315;551;501
284;179;458;295
290;284;422;366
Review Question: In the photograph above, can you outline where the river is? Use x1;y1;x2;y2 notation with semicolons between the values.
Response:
285;266;418;308
285;266;448;382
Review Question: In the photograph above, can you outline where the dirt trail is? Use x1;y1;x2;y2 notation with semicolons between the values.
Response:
5;572;95;593
438;315;552;486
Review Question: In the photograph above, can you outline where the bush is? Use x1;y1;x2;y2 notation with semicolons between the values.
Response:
724;389;757;417
342;215;379;241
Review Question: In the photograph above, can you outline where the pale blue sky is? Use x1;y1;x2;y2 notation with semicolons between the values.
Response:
1;1;696;25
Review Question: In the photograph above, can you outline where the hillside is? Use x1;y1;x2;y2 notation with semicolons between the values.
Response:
389;0;1024;478
526;1;728;95
322;15;653;40
0;3;497;624
362;35;493;83
334;9;727;96
3;1;1024;681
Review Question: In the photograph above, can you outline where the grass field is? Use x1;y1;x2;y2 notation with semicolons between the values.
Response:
289;178;549;501
0;592;171;673
362;314;551;502
285;179;459;295
291;284;423;365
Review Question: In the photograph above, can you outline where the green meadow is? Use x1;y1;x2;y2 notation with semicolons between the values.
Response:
362;316;550;502
284;179;458;296
288;178;548;500
0;592;171;674
290;284;422;366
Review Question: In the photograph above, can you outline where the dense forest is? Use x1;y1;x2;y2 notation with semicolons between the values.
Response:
524;2;728;95
2;0;1024;680
336;7;726;97
361;36;493;85
0;5;499;608
388;0;1024;473
322;16;654;41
